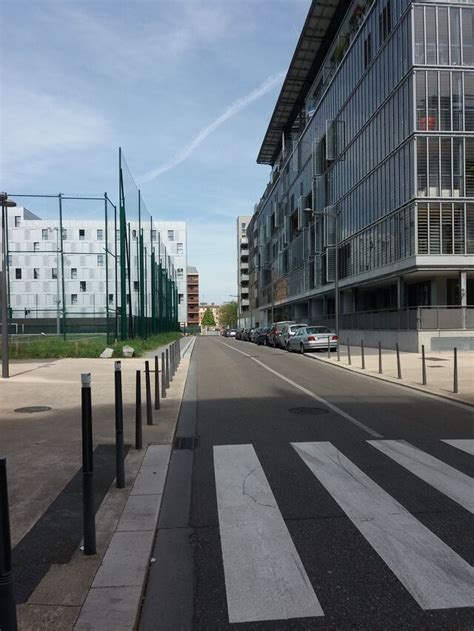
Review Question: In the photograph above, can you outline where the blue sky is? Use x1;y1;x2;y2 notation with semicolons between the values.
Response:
1;0;309;304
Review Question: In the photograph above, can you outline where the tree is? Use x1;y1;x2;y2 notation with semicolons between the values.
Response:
219;301;237;328
201;307;216;327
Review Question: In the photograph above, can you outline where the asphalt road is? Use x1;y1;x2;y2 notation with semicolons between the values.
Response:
140;336;474;631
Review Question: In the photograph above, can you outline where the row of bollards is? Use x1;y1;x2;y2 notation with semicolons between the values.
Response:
0;339;183;628
337;339;460;394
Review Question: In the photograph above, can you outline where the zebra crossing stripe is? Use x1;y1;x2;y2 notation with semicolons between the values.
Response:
213;444;324;623
368;440;474;514
442;439;474;457
292;441;474;610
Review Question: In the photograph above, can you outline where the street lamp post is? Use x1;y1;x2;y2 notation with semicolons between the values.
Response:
48;228;61;335
1;193;17;379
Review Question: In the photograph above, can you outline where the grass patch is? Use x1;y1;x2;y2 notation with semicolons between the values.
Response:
4;332;183;359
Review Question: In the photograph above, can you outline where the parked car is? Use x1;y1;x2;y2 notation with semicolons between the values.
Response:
235;329;242;340
228;329;237;337
287;326;339;353
268;321;296;348
281;323;308;350
255;327;271;345
249;328;259;343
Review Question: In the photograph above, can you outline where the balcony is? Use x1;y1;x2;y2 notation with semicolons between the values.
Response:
240;299;250;307
240;274;249;282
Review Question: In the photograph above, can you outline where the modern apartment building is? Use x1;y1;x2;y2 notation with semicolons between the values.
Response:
248;0;474;350
5;206;188;329
187;266;200;329
236;216;251;327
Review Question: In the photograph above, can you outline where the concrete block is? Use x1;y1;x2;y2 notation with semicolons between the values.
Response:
117;494;161;532
100;347;114;359
122;345;134;358
74;585;142;631
131;464;168;496
92;530;154;588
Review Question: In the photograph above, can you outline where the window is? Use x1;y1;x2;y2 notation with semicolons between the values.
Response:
80;281;86;292
34;242;39;252
132;229;137;239
15;268;21;279
62;228;67;240
177;268;184;278
97;254;104;267
71;294;78;305
79;229;85;240
363;33;372;69
177;242;183;254
34;268;40;279
42;229;48;240
108;293;114;305
241;222;246;233
71;268;77;279
97;229;104;240
379;0;391;44
167;230;174;241
151;230;156;241
133;281;139;291
52;268;58;279
14;216;21;227
178;293;184;305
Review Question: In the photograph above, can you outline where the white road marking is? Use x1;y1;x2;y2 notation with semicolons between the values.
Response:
292;441;474;610
215;339;382;438
213;444;324;623
442;439;474;457
368;440;474;513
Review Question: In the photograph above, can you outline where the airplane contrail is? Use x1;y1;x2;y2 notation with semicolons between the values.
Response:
137;70;285;184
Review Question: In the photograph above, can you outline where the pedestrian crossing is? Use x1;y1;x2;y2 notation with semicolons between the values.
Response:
213;440;474;624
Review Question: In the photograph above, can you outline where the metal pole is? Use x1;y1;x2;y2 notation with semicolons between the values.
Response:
166;348;170;386
361;339;365;369
337;339;340;361
453;347;458;394
0;458;17;631
335;209;339;338
378;341;382;374
81;373;96;555
114;361;125;489
154;355;160;410
161;351;166;398
347;339;351;365
135;369;142;450
327;335;331;359
145;361;153;425
421;344;427;385
396;342;402;379
1;201;9;378
56;228;60;336
58;194;66;341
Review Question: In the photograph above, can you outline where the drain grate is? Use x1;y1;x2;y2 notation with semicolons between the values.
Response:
14;406;52;414
174;436;200;450
288;406;329;416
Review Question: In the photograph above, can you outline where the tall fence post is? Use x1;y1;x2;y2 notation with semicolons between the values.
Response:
135;369;142;450
165;349;170;387
421;344;427;385
361;339;365;369
81;373;96;555
378;341;382;374
0;458;17;631
396;342;402;379
145;361;153;426
453;347;458;394
161;351;167;398
154;355;160;410
114;361;125;489
347;339;351;365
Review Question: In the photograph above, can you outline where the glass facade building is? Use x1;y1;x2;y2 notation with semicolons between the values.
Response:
249;0;474;329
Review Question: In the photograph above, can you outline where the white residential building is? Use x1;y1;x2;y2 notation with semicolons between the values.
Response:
236;215;251;328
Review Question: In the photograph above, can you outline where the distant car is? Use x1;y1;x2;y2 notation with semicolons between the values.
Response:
281;323;307;350
228;329;237;337
249;328;259;343
287;326;339;353
268;321;296;348
255;326;271;345
235;329;242;340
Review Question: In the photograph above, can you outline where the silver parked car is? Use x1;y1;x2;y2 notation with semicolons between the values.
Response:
281;323;308;350
287;326;339;353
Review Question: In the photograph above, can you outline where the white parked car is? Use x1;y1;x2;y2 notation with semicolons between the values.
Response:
287;326;339;353
281;323;308;350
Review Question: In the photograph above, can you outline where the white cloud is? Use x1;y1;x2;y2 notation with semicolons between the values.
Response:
137;70;285;184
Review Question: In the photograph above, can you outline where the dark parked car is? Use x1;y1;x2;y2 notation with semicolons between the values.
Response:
255;327;271;345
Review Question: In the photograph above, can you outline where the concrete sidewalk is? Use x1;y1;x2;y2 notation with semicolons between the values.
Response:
0;336;195;630
304;343;473;406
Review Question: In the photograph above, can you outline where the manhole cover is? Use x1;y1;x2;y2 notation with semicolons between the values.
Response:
288;407;329;416
174;436;200;450
14;406;52;414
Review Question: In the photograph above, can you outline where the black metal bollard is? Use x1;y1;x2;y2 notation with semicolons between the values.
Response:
166;349;170;387
453;347;458;394
81;373;96;555
161;352;166;399
378;341;383;374
0;458;17;631
396;343;402;379
347;339;351;365
154;355;160;410
337;338;340;361
361;340;365;369
114;361;125;489
135;369;143;450
421;344;427;385
176;340;180;366
170;343;175;378
145;361;153;426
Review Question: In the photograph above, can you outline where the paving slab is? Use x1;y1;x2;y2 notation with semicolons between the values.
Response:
92;530;155;588
74;586;142;631
117;495;161;532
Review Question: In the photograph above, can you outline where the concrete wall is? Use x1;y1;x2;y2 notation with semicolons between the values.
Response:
340;329;474;352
